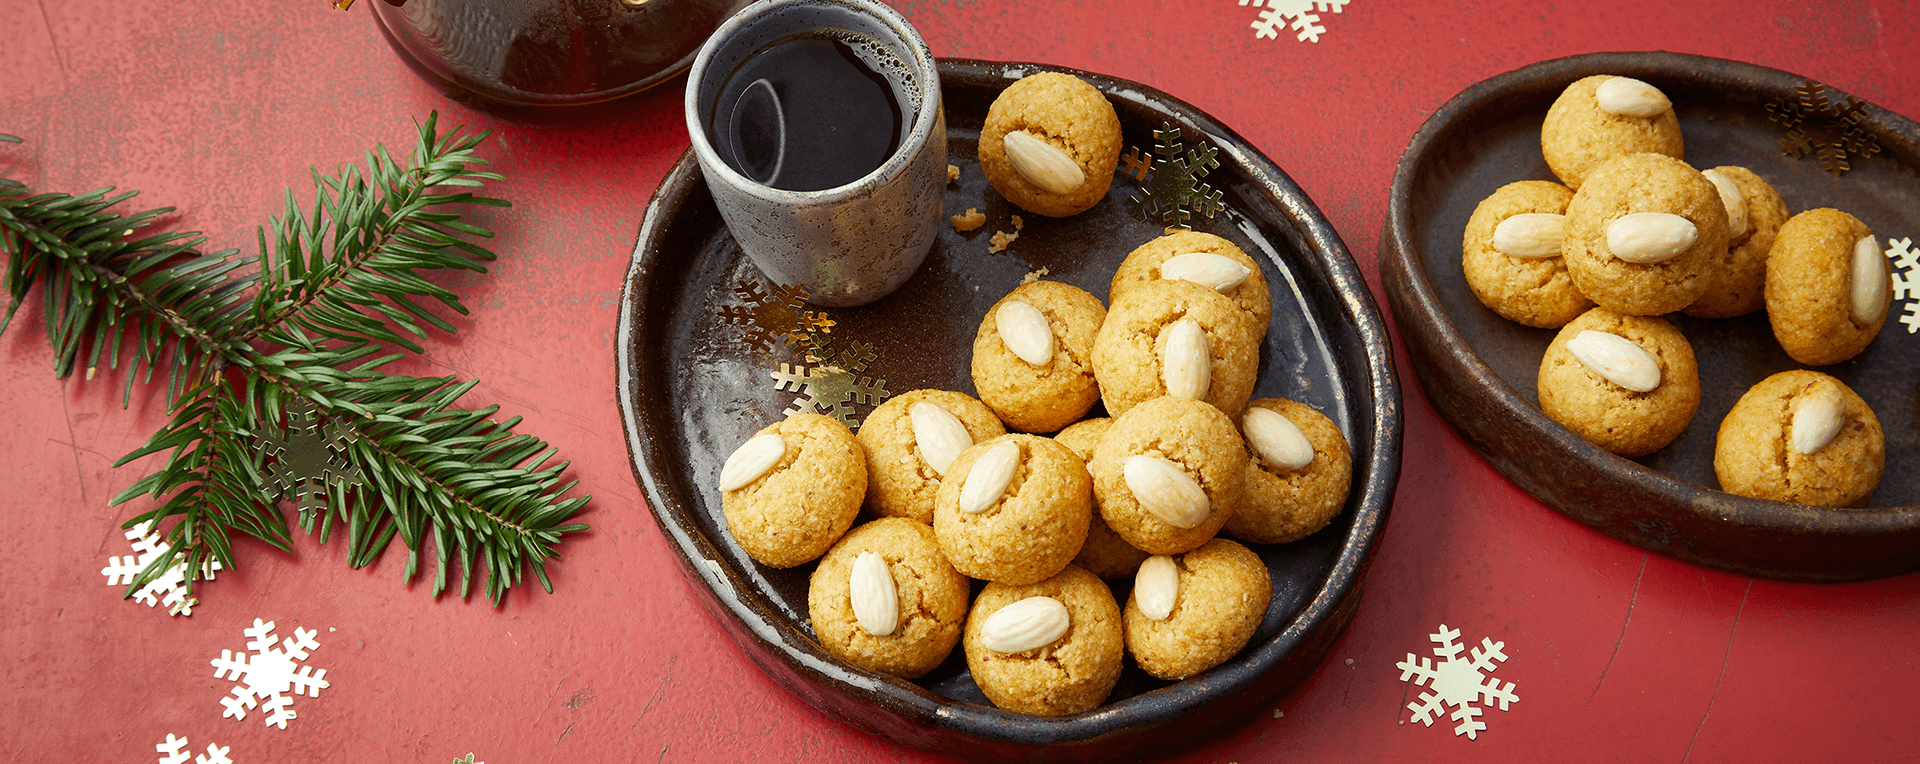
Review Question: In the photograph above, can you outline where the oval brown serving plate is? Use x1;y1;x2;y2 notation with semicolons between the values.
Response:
618;60;1401;760
1382;51;1920;582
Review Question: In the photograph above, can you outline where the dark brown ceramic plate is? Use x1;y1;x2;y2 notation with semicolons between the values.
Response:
617;60;1400;760
1382;51;1920;582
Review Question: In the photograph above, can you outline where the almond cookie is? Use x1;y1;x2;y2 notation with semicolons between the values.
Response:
1460;180;1592;328
1122;539;1271;681
1764;209;1889;366
933;434;1093;585
1226;398;1352;545
856;390;1007;524
1682;166;1791;318
971;280;1106;433
1055;418;1151;579
808;518;971;679
1540;75;1684;190
1109;231;1273;335
963;565;1123;716
718;413;866;568
1713;370;1884;507
1536;308;1700;457
978;72;1123;218
1561;153;1728;316
1089;395;1246;555
1091;278;1260;420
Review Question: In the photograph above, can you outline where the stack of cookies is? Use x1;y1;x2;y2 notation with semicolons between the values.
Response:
1462;74;1889;507
711;72;1356;718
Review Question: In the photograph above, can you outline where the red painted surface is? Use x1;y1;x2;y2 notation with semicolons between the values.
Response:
3;1;1917;762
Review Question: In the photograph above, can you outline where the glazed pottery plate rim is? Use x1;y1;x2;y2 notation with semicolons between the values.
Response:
1383;51;1920;566
617;58;1401;751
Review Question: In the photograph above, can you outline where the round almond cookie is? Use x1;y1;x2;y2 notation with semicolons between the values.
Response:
1088;395;1246;555
1122;539;1271;681
971;280;1106;433
856;389;1007;524
1764;208;1889;366
1091;278;1260;420
1226;398;1353;545
1682;166;1791;318
1108;231;1273;335
1713;370;1885;507
963;565;1123;716
978;72;1123;218
933;434;1093;585
1540;75;1685;190
808;518;971;679
1054;418;1151;579
718;413;866;568
1561;152;1728;316
1460;180;1592;328
1537;308;1700;457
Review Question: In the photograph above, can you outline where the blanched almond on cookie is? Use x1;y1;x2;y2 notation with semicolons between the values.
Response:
1134;555;1179;621
1492;213;1567;259
996;300;1055;366
1852;235;1889;324
1790;382;1846;455
1566;330;1662;392
1595;76;1671;118
979;595;1071;653
1003;130;1085;195
1159;252;1252;292
1606;212;1697;263
1701;169;1749;239
1122;454;1210;528
719;432;785;492
1161;318;1211;400
1243;407;1314;471
959;440;1021;514
910;402;972;477
850;551;900;637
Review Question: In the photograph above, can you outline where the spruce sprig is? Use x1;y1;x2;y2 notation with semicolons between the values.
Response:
0;114;589;605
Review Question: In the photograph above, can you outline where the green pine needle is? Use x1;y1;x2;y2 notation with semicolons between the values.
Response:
1;113;590;605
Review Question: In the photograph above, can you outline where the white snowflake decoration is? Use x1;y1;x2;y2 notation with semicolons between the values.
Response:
155;734;233;764
1243;0;1351;43
1884;237;1920;334
210;618;331;730
101;521;220;616
1396;624;1519;740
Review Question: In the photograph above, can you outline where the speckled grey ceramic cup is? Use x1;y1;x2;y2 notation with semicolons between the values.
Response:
684;0;945;307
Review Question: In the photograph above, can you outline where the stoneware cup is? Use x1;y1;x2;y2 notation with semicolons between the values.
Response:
684;0;946;307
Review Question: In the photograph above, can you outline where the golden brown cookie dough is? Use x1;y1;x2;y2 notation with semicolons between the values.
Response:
808;518;972;679
1714;370;1885;507
1088;395;1246;555
1109;231;1273;335
1541;75;1685;190
719;414;866;568
1226;398;1352;544
971;280;1106;433
1460;180;1593;328
1537;308;1700;457
963;565;1123;716
1055;418;1151;579
1765;208;1888;366
978;72;1123;218
1682;166;1791;318
1122;539;1271;680
856;390;1007;524
933;434;1093;585
1091;279;1260;420
1561;153;1728;316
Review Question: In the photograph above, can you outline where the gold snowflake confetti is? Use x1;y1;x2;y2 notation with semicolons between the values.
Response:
1126;122;1226;231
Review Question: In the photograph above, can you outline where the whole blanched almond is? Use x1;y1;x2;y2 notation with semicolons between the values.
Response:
1161;318;1211;400
1701;169;1750;239
1595;76;1672;118
1565;330;1661;393
1492;213;1568;259
719;432;785;492
850;551;900;637
1003;130;1085;195
1852;235;1889;324
979;596;1071;653
1790;383;1846;455
1122;454;1211;528
1134;554;1179;621
959;440;1021;514
1243;407;1314;471
996;300;1055;367
1606;212;1698;263
1159;252;1253;292
910;402;972;477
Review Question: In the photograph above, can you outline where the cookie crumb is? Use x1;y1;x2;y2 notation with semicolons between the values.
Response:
1344;658;1354;666
988;228;1019;254
951;208;987;232
1012;214;1025;230
1272;709;1283;718
947;164;961;184
1020;267;1051;285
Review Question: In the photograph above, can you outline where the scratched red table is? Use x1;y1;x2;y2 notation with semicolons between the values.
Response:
4;1;1917;762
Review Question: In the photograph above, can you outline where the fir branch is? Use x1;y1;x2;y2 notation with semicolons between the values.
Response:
3;114;591;606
